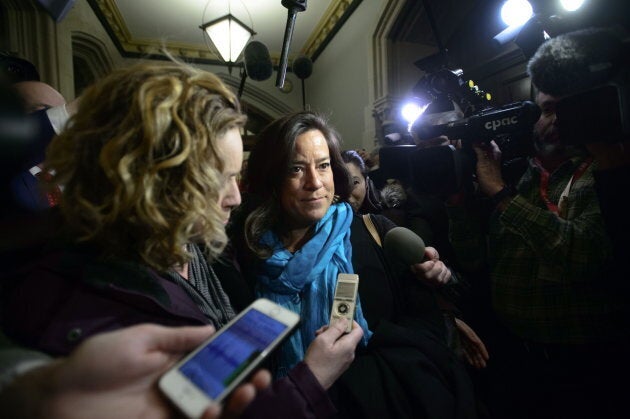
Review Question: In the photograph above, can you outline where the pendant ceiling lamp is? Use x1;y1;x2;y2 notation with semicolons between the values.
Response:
200;0;255;74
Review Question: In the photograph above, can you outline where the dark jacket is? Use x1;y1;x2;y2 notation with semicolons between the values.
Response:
231;214;478;419
2;246;207;355
1;244;336;418
332;214;477;419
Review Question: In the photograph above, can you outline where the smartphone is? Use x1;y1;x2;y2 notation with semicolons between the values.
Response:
329;273;359;333
159;298;300;418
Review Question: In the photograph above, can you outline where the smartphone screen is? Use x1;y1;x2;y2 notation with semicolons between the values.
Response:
178;308;289;399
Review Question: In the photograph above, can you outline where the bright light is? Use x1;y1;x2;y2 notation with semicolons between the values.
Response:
560;0;585;12
203;15;253;63
500;0;533;27
401;102;429;126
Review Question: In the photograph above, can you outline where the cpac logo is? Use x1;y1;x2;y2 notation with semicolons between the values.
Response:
484;116;518;131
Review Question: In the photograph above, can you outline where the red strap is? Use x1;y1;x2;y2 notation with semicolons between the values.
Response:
533;157;593;215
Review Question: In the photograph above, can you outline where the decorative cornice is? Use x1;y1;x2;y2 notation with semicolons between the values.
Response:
88;0;220;61
302;0;353;58
94;0;131;42
87;0;361;65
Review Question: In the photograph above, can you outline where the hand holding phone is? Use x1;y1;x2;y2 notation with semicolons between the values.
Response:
159;299;300;418
209;370;271;418
304;318;364;390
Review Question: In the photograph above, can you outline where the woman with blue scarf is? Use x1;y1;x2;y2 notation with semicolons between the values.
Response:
258;200;372;375
231;111;479;419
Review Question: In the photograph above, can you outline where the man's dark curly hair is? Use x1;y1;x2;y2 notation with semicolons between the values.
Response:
527;27;626;96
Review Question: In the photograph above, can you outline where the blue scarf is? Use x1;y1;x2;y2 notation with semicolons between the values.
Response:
256;202;372;376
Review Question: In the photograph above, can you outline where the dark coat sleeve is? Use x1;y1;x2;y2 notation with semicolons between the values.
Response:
242;362;336;419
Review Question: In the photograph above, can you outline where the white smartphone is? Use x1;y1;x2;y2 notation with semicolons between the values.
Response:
159;298;300;418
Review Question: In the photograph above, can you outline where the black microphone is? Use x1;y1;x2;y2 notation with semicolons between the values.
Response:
292;55;312;109
292;55;312;80
383;227;426;275
244;41;273;82
276;0;307;88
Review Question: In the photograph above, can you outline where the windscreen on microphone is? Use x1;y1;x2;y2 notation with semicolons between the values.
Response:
292;55;313;80
244;41;273;81
383;227;426;273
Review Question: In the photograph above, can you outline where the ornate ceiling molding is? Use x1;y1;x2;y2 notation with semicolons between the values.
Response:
88;0;218;61
302;0;361;60
87;0;362;65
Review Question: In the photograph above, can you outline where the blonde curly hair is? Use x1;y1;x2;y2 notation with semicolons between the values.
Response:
45;62;245;272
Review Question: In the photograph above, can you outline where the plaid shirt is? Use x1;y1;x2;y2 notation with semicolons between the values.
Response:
449;155;627;344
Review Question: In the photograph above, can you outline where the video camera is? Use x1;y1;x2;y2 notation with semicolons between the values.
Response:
380;70;539;197
412;100;541;145
380;35;629;198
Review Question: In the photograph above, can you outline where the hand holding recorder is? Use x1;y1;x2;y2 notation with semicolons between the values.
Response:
304;318;364;390
329;274;359;333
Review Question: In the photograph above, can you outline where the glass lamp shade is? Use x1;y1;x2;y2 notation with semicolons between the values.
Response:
202;14;253;63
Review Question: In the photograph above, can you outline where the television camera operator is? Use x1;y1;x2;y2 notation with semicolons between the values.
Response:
444;27;629;419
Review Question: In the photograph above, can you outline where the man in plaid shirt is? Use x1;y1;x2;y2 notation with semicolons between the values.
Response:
448;27;630;419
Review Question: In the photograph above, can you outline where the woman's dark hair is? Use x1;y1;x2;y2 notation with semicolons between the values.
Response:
341;150;368;176
241;111;351;258
341;150;383;214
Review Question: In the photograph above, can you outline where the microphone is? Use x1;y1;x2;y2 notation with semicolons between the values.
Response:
244;41;273;82
276;0;307;88
383;227;426;275
292;55;312;110
292;55;313;80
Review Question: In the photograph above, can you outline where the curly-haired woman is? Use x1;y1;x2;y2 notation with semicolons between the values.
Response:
1;62;361;418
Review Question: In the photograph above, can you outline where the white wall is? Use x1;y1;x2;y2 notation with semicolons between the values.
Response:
307;0;387;151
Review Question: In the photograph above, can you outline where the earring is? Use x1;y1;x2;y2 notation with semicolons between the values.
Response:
332;194;340;204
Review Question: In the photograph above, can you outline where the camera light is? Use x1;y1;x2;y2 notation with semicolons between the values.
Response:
401;102;429;126
560;0;585;12
500;0;533;27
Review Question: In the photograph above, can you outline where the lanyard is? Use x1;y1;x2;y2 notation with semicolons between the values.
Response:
534;157;593;215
